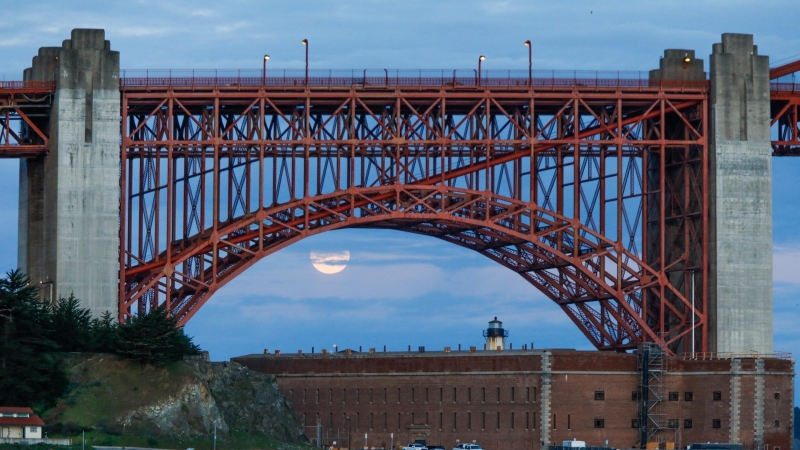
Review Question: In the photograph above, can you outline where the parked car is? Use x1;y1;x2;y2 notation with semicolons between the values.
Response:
453;444;483;450
428;446;445;450
403;444;428;450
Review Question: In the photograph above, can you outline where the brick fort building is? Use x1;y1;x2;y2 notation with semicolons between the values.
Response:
234;319;794;450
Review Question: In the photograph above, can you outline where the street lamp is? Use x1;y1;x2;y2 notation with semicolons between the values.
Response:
524;40;532;86
262;55;270;86
477;55;486;86
302;39;309;86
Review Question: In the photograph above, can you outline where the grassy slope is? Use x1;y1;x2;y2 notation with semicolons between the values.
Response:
43;354;309;450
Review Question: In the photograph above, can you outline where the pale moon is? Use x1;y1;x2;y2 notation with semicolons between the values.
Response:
310;251;350;274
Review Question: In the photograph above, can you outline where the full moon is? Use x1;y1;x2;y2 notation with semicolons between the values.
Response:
310;250;350;274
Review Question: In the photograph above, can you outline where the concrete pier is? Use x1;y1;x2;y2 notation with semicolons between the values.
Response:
708;33;773;354
18;29;120;317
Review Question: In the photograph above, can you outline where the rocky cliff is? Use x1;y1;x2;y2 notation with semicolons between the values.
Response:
45;354;305;448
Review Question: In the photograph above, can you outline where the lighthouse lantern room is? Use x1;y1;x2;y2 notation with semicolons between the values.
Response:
483;317;509;350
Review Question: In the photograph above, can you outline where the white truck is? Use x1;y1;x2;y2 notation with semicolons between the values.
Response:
562;441;587;448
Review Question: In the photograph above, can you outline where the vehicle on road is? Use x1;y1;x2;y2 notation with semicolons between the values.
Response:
452;444;483;450
403;444;427;450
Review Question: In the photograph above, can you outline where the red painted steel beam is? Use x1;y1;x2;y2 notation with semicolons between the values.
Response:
770;60;800;79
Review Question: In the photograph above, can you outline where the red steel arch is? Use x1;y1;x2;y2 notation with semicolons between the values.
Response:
119;72;709;354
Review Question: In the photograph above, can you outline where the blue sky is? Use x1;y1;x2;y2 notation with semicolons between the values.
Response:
1;0;799;400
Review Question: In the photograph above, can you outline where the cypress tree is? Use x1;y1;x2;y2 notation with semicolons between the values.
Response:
0;270;67;407
115;307;199;365
48;295;93;352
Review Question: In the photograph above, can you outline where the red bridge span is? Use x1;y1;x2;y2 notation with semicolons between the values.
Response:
2;30;799;356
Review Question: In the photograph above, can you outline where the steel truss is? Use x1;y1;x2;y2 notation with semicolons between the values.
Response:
120;83;709;354
0;82;53;158
771;87;800;155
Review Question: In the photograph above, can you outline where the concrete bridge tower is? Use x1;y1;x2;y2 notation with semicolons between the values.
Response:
707;34;773;354
18;29;120;317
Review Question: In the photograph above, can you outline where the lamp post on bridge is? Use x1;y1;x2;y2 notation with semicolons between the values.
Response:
302;39;309;86
477;55;485;86
524;40;532;86
262;54;270;86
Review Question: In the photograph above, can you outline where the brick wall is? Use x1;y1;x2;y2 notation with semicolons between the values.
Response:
233;350;793;450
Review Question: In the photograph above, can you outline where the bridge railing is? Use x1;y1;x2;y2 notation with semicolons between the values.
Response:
0;80;56;90
119;69;709;89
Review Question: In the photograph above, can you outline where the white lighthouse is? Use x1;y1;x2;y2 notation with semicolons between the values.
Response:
483;317;508;350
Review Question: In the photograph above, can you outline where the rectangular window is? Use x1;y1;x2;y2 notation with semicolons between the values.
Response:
357;412;360;430
290;389;294;403
384;388;387;403
468;387;472;403
712;419;721;429
330;388;333;403
482;412;486;430
411;412;415;425
439;412;443;430
527;387;530;402
511;387;515;402
594;419;604;429
567;414;571;430
397;388;401;403
343;388;347;403
713;391;722;401
483;387;486;403
370;412;374;430
453;387;457;403
684;419;693;429
453;412;457;431
411;388;415;403
316;389;320;403
553;414;557;430
774;392;781;400
526;412;530;429
511;412;515;430
497;412;501;430
632;391;640;401
774;420;781;427
30;427;38;433
425;412;429;426
668;419;678;429
685;391;694;401
632;419;640;428
594;391;605;401
425;388;429;403
533;387;537;402
468;412;472;430
496;387;501;403
357;388;360;404
533;412;536;429
668;392;679;401
440;388;443;403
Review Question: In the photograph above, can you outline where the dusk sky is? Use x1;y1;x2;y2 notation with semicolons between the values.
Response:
1;0;799;402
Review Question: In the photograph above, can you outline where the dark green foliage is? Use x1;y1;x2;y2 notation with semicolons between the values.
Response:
115;307;199;365
48;295;93;352
90;311;117;353
0;270;68;408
